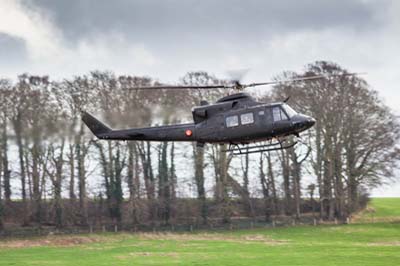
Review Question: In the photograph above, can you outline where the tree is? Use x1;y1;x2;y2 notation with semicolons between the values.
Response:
273;61;400;220
9;77;31;225
258;154;271;221
54;75;97;225
21;75;53;224
307;184;316;217
210;145;232;223
181;71;226;224
0;182;3;231
289;143;311;219
0;79;12;206
240;152;256;218
47;140;66;228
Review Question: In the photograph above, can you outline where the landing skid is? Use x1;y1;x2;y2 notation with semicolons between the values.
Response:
223;138;297;155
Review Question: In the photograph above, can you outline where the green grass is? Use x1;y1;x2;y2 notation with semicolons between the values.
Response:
357;197;400;223
0;198;399;266
368;198;400;217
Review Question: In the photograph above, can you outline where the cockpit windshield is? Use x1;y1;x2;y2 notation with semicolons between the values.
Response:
282;104;297;118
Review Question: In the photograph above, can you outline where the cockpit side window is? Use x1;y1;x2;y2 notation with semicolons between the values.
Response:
273;106;289;122
282;104;297;118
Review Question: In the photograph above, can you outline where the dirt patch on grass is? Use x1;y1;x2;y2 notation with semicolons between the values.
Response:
0;235;103;249
116;252;180;259
367;241;400;246
327;227;370;233
0;232;287;249
136;232;287;245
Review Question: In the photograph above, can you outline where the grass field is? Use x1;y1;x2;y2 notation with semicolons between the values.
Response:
366;198;400;217
0;198;399;266
357;197;400;223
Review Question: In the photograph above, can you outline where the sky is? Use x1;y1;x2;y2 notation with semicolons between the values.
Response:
0;0;399;196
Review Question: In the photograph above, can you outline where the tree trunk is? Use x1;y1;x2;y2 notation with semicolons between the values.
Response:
127;143;139;225
219;145;231;223
113;143;124;225
346;136;359;213
158;141;170;224
333;138;345;220
241;152;255;218
0;192;3;231
0;158;4;231
76;125;88;226
139;142;155;200
12;117;29;225
31;140;42;224
169;142;177;199
323;132;335;220
313;120;325;219
1;118;11;204
259;154;271;222
50;141;65;228
280;150;292;215
193;144;207;224
266;153;278;214
68;144;76;201
289;147;302;220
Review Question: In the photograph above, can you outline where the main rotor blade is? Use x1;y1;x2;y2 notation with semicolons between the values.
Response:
128;84;230;90
243;72;366;88
127;72;365;90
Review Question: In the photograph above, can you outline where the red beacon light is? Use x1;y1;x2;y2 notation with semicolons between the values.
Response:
185;129;193;137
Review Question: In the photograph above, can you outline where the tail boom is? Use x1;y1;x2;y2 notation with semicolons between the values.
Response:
82;112;196;142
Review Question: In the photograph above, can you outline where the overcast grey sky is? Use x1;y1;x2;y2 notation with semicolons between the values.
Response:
0;0;399;196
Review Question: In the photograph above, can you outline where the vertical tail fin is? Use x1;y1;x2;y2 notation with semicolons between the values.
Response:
81;111;111;137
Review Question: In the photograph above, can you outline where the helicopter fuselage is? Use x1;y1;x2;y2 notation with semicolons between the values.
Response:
82;93;315;148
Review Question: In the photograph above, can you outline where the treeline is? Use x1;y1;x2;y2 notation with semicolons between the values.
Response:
0;61;399;231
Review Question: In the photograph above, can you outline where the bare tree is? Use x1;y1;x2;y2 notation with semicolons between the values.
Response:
21;75;53;224
54;75;96;225
273;61;400;220
181;71;226;224
0;79;12;206
47;140;66;228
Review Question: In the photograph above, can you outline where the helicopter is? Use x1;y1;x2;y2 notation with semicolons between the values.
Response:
82;73;358;155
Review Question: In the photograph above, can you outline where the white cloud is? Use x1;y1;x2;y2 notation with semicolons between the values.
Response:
0;0;159;77
73;33;159;75
0;0;65;61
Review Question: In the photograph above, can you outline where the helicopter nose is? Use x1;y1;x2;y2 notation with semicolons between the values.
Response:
307;117;316;128
292;115;316;131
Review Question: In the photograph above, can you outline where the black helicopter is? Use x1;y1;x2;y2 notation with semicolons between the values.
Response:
82;73;356;155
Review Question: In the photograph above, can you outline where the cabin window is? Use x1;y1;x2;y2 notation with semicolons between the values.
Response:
265;107;273;123
273;106;288;122
240;112;254;125
226;115;239;127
